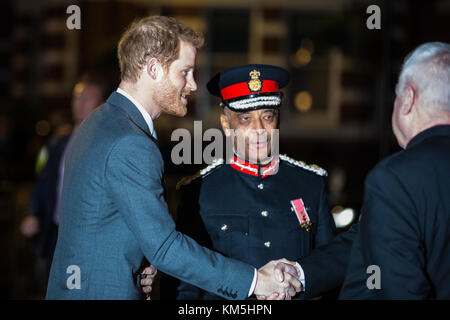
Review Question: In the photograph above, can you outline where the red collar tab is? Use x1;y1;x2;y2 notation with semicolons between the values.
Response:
229;155;280;178
261;156;280;178
229;156;259;176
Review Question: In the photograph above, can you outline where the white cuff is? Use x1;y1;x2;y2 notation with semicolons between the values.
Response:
248;268;257;297
295;262;306;291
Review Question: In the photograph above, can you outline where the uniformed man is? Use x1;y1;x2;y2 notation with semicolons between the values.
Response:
174;64;336;299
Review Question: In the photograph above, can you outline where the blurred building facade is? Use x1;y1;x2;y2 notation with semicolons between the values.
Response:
1;0;450;299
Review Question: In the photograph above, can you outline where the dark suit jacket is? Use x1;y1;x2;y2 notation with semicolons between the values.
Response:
340;125;450;299
31;134;70;260
46;92;254;299
297;223;358;299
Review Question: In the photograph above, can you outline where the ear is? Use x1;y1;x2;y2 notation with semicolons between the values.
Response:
146;58;164;81
400;85;416;115
220;113;231;136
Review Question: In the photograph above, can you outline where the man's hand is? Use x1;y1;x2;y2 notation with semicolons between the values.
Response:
257;261;302;300
254;258;302;300
140;264;157;300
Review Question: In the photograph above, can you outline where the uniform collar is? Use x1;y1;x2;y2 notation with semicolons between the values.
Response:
406;124;450;149
229;155;279;178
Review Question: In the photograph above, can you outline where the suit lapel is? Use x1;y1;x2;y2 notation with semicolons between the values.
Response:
106;91;156;142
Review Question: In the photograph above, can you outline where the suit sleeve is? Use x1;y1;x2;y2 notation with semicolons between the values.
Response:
299;222;357;299
105;136;254;300
297;176;353;299
357;166;431;299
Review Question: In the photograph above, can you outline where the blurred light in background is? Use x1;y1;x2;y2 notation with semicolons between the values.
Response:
73;82;85;96
35;120;51;136
301;38;314;54
296;47;311;65
331;205;355;228
294;38;314;66
294;91;313;112
35;146;48;174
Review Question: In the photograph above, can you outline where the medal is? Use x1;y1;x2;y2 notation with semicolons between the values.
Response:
290;198;312;231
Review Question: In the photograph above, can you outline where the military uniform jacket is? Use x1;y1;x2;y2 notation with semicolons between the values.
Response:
176;155;336;299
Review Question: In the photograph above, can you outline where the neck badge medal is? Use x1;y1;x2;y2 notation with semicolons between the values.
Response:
290;198;312;231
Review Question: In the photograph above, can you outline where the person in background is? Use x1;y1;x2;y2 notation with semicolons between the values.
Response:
20;73;107;284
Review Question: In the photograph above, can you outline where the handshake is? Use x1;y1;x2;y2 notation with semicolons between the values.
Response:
140;258;302;300
254;258;302;300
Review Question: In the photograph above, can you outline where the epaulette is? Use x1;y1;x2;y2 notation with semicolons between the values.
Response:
176;158;224;190
279;154;327;176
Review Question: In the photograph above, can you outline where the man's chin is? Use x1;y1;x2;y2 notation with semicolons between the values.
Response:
247;153;273;165
249;148;271;160
163;105;187;117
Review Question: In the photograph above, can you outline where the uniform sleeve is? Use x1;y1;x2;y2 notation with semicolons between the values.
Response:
104;136;255;300
314;177;336;248
358;166;431;299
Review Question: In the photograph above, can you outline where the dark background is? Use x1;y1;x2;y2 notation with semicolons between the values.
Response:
1;0;449;299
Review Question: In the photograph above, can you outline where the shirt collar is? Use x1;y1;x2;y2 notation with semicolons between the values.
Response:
116;88;157;139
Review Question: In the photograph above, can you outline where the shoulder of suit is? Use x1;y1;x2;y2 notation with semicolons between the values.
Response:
279;154;327;177
176;158;225;190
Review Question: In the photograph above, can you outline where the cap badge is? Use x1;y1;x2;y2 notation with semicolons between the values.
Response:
248;69;262;92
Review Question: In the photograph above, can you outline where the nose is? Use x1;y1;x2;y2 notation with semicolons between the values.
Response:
250;118;267;139
186;73;197;92
253;117;264;131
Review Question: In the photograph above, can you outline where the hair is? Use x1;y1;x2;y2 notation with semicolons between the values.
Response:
396;42;450;112
117;15;204;83
223;106;231;120
76;72;109;101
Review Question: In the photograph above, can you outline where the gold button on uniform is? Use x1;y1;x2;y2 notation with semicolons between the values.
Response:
221;224;228;231
257;183;264;190
264;241;271;248
261;210;268;217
